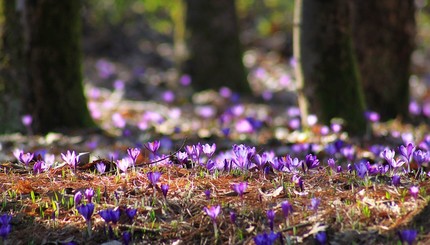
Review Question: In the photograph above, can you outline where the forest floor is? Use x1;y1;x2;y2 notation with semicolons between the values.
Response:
2;20;430;243
1;48;430;244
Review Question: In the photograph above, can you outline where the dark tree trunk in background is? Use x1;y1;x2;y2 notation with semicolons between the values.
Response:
22;0;94;134
352;0;415;121
184;0;250;93
0;0;26;133
300;0;367;135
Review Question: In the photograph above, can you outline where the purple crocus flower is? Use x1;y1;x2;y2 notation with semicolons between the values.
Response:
145;140;161;155
77;203;95;222
161;184;169;198
410;186;419;200
327;158;336;171
96;162;106;174
409;100;421;115
204;189;211;200
0;214;11;226
292;175;304;191
399;143;415;163
84;188;95;203
126;208;137;222
203;205;221;221
61;150;80;170
0;224;11;240
364;111;380;122
221;128;230;137
281;201;293;220
381;148;396;167
341;145;355;161
266;209;275;231
19;152;34;166
127;148;140;164
235;118;254;134
99;209;112;223
21;114;32;126
413;150;428;167
147;172;162;186
305;154;320;170
315;231;328;245
33;160;43;174
391;158;405;169
116;158;131;173
13;149;24;162
310;198;321;212
398;229;417;245
176;151;188;164
122;231;132;245
354;162;368;179
392;175;401;187
99;208;120;224
232;144;255;170
77;203;95;237
74;192;83;206
253;154;268;171
110;208;120;224
231;182;248;198
230;211;236;225
202;143;216;158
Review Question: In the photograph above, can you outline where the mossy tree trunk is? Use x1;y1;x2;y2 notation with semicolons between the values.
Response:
184;0;250;93
0;0;26;133
299;0;367;135
21;0;94;134
352;0;415;121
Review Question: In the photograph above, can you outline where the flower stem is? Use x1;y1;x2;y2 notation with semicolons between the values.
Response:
87;221;92;238
213;221;218;241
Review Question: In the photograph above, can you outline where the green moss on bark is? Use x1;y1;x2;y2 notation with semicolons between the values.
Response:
0;0;25;133
24;0;95;133
352;0;415;121
301;0;367;135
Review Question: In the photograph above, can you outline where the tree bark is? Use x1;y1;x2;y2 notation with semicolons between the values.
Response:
184;0;250;93
22;0;94;133
0;0;26;133
300;0;367;135
352;0;415;121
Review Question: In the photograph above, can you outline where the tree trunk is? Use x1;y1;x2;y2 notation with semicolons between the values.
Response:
184;0;250;93
352;0;415;121
23;0;94;134
0;0;26;133
300;0;367;135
